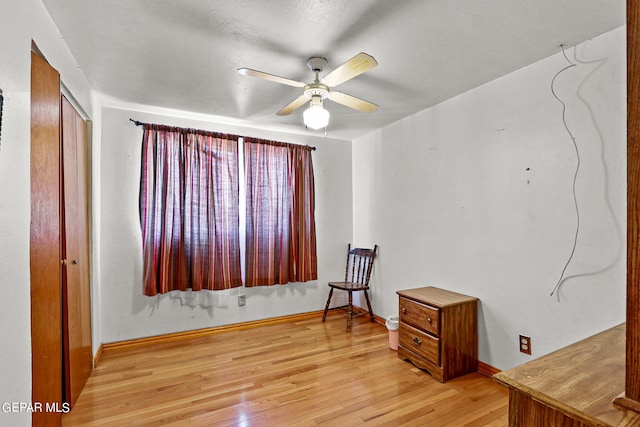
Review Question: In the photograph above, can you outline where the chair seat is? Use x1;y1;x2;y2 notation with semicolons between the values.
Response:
328;281;369;291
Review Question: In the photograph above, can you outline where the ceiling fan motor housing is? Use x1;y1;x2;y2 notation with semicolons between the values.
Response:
304;83;330;99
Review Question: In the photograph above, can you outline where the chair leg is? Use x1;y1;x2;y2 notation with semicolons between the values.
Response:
346;291;353;332
364;290;375;323
322;288;334;322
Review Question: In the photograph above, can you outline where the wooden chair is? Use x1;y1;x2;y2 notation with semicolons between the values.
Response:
322;244;378;331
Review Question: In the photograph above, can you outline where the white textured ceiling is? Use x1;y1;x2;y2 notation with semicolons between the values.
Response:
42;0;625;141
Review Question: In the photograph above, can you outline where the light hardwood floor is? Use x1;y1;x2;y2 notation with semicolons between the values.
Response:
62;313;508;426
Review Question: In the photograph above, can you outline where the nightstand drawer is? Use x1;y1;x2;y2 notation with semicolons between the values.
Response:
399;296;439;336
399;322;440;365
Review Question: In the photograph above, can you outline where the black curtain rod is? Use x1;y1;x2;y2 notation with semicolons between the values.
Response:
129;118;316;151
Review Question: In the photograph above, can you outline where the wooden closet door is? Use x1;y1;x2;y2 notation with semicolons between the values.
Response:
61;96;92;408
31;52;93;425
30;51;63;427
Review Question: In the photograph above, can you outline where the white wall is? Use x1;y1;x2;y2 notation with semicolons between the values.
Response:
0;4;32;422
352;26;626;370
0;1;93;425
98;106;353;343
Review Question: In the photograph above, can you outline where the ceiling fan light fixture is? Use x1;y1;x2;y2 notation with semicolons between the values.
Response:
303;95;330;130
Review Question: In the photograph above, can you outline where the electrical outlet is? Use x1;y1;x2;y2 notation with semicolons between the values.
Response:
519;335;531;355
238;294;246;306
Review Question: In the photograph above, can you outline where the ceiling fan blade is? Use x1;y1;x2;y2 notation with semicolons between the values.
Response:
320;52;378;87
237;68;306;88
328;91;378;113
277;94;309;116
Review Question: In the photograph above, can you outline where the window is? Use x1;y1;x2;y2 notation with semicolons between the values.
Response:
138;124;316;296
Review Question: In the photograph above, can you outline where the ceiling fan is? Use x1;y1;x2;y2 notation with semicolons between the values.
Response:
237;52;379;130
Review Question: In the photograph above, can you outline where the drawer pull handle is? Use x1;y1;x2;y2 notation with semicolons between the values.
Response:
412;337;422;346
401;307;407;314
427;317;432;323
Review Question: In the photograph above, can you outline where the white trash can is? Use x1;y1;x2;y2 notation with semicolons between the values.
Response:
385;315;399;351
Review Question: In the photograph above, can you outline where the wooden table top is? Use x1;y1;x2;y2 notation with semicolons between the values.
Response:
494;324;640;426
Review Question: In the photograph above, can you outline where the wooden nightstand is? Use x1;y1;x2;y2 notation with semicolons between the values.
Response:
396;286;478;382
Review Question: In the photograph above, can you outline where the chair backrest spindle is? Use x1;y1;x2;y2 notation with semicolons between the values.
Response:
343;243;352;281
